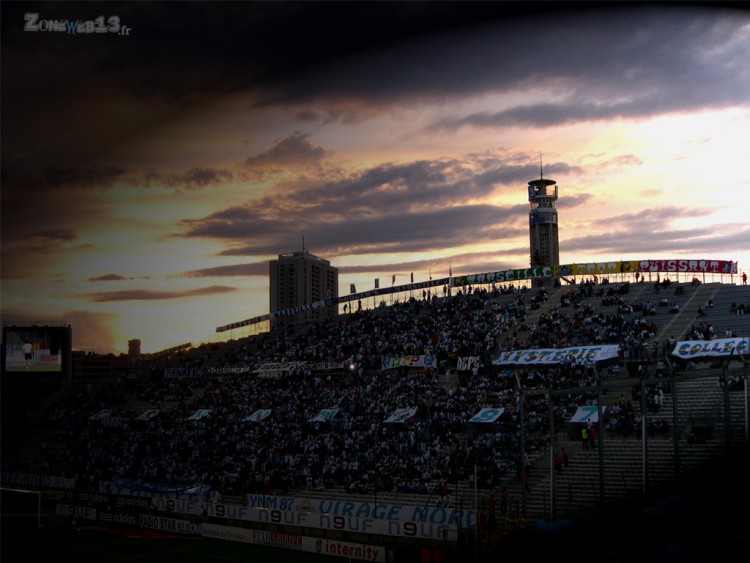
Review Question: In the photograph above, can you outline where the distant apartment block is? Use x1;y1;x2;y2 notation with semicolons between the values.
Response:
269;249;338;329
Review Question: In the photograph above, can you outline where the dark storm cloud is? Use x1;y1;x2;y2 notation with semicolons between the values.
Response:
177;263;268;278
294;110;323;122
471;161;585;190
3;2;745;200
564;224;750;256
2;1;541;107
88;285;237;302
88;274;151;282
273;154;550;213
292;160;461;209
29;228;78;243
242;132;328;170
3;3;745;259
3;228;80;258
557;193;593;210
589;206;707;232
423;5;750;135
90;274;128;282
0;161;233;281
1;1;359;103
1;224;88;278
2;165;126;195
206;204;527;257
176;167;233;190
561;206;750;256
428;100;659;131
255;5;750;128
303;205;526;256
4;163;232;194
7;2;743;150
179;151;546;255
0;162;232;268
44;166;128;190
3;0;406;198
138;167;234;190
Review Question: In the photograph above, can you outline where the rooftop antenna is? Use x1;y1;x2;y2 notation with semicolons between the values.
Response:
302;235;305;253
539;152;543;179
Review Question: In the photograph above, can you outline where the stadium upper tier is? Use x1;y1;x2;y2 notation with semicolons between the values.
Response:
216;258;740;332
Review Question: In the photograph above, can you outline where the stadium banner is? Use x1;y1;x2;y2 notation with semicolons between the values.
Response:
671;337;749;359
384;407;417;423
186;409;211;421
103;416;129;428
56;503;97;521
456;356;481;371
254;361;306;375
113;476;211;496
206;365;252;375
88;409;129;428
570;405;607;423
151;493;475;540
216;313;271;332
566;261;638;276
469;408;504;423
202;523;388;561
113;494;151;511
135;409;160;421
245;409;272;423
58;501;142;528
637;259;737;274
493;344;620;365
164;366;204;378
272;302;327;318
89;409;112;421
381;355;437;370
253;361;343;376
165;365;253;378
2;472;76;490
309;408;341;422
453;266;552;286
139;514;203;536
338;278;450;305
203;524;386;563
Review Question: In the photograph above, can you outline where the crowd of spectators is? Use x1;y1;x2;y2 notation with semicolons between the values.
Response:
4;278;740;502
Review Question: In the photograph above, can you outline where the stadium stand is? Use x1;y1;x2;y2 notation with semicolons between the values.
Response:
2;278;748;561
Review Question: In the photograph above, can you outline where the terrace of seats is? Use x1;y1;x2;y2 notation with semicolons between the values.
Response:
2;279;748;530
278;280;750;521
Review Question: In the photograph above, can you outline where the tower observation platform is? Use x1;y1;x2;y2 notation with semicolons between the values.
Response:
528;173;560;285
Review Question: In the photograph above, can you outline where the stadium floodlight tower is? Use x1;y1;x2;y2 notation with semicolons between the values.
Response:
527;162;560;287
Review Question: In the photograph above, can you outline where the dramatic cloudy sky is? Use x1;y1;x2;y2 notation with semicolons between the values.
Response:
2;1;749;354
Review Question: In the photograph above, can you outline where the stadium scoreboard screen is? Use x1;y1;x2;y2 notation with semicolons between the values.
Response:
2;325;72;377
